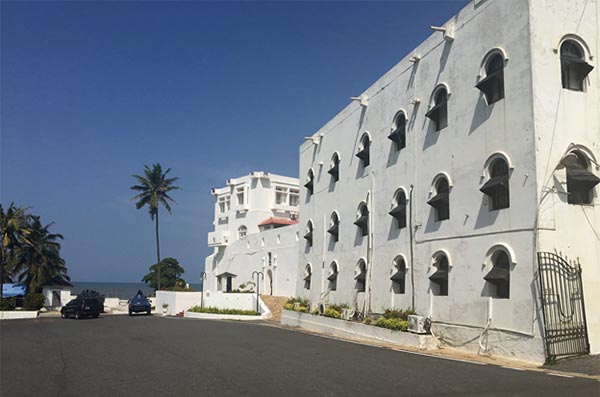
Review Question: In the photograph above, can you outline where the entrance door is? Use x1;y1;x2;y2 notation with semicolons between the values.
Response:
537;252;590;362
226;276;233;293
52;291;60;307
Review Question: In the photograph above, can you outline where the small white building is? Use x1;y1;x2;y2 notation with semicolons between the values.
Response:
42;284;73;308
294;0;600;364
204;172;300;297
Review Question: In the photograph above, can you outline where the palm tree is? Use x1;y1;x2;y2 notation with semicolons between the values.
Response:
130;164;180;290
0;203;34;299
8;215;70;293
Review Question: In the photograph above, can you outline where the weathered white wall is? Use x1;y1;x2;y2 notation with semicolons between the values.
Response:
295;0;552;362
528;0;600;354
155;291;203;316
205;224;299;297
202;292;257;311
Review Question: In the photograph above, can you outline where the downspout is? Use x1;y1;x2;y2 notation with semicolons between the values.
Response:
322;212;326;301
365;171;375;316
409;184;416;310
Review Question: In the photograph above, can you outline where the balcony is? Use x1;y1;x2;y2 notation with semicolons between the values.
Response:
208;231;229;247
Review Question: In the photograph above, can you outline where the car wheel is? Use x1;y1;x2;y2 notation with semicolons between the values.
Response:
93;313;99;318
75;311;81;320
146;310;151;315
129;311;133;316
61;311;66;319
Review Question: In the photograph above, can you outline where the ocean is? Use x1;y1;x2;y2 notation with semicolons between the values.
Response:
70;282;203;299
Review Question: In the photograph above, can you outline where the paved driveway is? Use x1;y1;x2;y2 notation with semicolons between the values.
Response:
1;316;598;396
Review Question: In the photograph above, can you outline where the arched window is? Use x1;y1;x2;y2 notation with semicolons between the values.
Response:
327;212;340;242
238;225;247;239
354;202;369;236
565;151;600;205
480;158;510;210
389;189;407;229
354;259;367;292
477;53;505;104
429;253;449;296
561;40;594;91
426;87;448;131
388;111;407;151
484;250;510;299
390;256;407;294
327;261;339;291
304;169;314;196
304;220;314;247
328;152;340;182
356;133;371;167
428;177;450;221
303;264;312;290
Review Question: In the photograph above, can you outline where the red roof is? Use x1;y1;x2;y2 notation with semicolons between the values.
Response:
258;217;299;226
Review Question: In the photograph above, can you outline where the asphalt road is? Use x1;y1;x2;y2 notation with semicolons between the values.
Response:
1;315;598;396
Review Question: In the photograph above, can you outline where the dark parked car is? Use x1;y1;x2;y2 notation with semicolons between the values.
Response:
61;298;102;319
128;290;152;316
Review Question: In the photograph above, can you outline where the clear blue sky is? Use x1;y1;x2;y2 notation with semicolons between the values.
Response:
1;1;468;283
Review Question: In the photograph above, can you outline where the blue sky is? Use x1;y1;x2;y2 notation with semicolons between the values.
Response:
1;1;468;283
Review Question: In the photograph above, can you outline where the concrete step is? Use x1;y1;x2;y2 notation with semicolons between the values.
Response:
260;295;288;323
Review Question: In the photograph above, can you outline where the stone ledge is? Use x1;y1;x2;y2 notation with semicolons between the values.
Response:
0;311;39;320
184;311;265;321
281;309;436;350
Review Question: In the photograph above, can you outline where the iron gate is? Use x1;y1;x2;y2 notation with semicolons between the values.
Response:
537;252;589;362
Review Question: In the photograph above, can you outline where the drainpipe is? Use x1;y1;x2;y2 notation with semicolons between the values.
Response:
365;171;375;317
320;213;326;304
409;184;416;310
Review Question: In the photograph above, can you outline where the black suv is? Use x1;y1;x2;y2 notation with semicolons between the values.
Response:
61;298;102;319
128;290;152;316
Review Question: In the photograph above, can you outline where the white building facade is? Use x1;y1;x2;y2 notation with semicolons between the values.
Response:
295;0;600;363
204;172;300;297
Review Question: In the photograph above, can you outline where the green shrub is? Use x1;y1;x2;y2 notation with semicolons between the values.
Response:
165;285;196;292
311;307;319;315
283;303;295;311
0;298;16;311
375;317;408;332
297;306;309;313
323;307;341;319
23;293;46;311
382;307;417;320
188;306;259;316
363;317;372;325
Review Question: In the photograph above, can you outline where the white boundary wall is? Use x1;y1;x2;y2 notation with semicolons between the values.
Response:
155;291;203;316
0;311;38;320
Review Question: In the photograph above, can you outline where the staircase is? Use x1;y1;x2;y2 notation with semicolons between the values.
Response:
260;295;288;323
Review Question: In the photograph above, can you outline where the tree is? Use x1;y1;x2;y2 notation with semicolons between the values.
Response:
1;204;70;298
130;163;180;290
0;203;33;300
8;215;71;293
141;257;186;290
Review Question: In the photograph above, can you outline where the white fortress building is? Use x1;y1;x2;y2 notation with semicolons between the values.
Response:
294;0;600;363
204;172;300;297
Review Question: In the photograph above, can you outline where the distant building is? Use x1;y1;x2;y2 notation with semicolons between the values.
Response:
204;172;299;297
294;0;599;363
